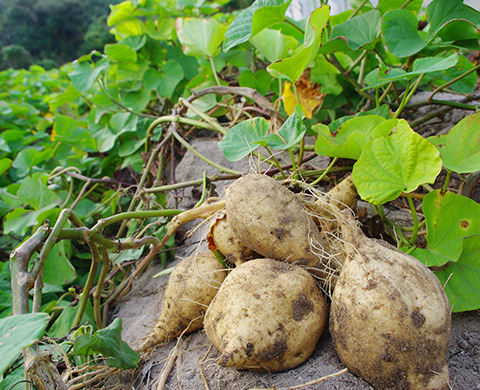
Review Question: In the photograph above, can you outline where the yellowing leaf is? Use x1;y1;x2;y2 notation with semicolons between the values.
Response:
282;71;325;119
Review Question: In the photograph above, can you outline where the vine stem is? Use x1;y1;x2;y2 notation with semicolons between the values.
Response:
310;157;337;186
428;63;480;102
349;0;369;19
406;193;419;245
441;170;452;193
170;127;242;175
179;97;226;135
73;241;99;328
393;73;425;119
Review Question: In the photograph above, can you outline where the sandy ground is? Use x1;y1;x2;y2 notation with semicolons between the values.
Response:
110;139;480;390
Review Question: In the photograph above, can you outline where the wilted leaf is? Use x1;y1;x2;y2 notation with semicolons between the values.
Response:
282;71;325;119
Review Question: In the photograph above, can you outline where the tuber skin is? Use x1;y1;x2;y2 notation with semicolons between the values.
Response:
323;174;357;210
225;174;326;271
329;212;452;390
208;211;257;266
137;251;227;352
204;258;328;373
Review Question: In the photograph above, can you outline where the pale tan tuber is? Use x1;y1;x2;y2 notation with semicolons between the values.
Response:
204;258;328;372
329;212;451;390
207;211;257;266
137;251;227;352
225;174;326;270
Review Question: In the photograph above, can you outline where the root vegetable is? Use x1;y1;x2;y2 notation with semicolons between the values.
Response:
137;251;227;352
329;213;451;390
207;211;258;266
225;174;326;270
322;174;357;210
204;258;328;372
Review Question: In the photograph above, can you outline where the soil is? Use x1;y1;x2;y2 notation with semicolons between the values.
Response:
109;117;480;389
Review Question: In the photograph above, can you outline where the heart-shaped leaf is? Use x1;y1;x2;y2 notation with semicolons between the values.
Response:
426;0;480;43
376;0;422;14
352;120;442;204
0;313;49;376
328;10;381;51
416;190;480;265
74;318;140;369
218;117;270;161
249;28;299;63
434;235;480;312
223;0;292;52
382;9;426;57
176;18;227;57
428;112;480;173
264;111;306;150
268;5;329;82
314;115;393;159
105;43;137;63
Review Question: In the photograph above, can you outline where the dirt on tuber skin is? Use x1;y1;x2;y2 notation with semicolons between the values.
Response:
137;250;227;352
329;211;452;390
204;258;328;373
225;174;328;273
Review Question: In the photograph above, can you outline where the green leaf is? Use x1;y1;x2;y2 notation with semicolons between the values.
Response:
435;235;480;313
0;313;49;376
383;0;480;57
145;18;175;40
0;158;12;175
53;114;97;151
426;0;480;43
328;10;381;51
352;120;442;204
43;241;77;286
11;147;54;178
49;84;82;111
175;17;227;57
17;173;61;210
114;18;145;37
249;28;299;63
428;112;480;173
48;299;96;338
74;318;140;369
363;54;459;89
105;43;137;63
264;111;306;150
376;0;423;14
382;9;426;57
419;190;480;264
69;58;108;93
440;55;477;93
157;60;184;99
223;0;292;52
268;5;330;82
314;115;390;159
218;117;270;161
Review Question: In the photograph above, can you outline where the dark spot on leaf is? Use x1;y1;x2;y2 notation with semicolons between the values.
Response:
461;220;469;229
